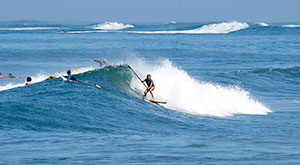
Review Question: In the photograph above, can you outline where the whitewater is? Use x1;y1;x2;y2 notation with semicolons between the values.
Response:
129;21;249;34
126;59;270;117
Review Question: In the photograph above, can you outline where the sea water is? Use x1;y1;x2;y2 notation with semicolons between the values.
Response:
0;21;300;164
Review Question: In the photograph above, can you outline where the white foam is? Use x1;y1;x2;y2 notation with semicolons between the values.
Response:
0;27;60;31
127;59;271;117
65;30;110;34
258;22;269;26
168;21;177;24
282;24;300;28
92;22;134;30
0;66;95;92
129;21;249;34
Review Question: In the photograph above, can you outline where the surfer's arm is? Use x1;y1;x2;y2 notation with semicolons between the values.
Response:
70;76;77;81
91;59;102;63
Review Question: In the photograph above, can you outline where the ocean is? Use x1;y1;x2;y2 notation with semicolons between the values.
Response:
0;21;300;164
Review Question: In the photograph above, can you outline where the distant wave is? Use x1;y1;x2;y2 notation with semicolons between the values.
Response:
129;21;249;34
282;24;300;28
258;22;269;26
92;22;134;30
0;27;60;31
167;21;177;24
65;30;111;34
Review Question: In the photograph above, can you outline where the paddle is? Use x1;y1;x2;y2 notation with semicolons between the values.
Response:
128;65;147;88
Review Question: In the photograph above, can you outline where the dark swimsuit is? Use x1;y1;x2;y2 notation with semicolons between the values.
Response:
144;79;155;87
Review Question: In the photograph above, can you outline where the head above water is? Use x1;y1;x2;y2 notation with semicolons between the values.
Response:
27;77;32;82
147;74;151;80
67;70;71;75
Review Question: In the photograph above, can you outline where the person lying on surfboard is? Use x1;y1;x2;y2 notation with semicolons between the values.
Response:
8;73;23;78
90;59;107;67
141;74;155;100
0;73;7;78
64;70;77;82
45;75;56;80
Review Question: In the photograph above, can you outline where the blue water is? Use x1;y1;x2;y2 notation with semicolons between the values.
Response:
1;21;300;164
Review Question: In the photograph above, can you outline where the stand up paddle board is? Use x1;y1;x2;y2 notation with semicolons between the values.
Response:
144;97;167;104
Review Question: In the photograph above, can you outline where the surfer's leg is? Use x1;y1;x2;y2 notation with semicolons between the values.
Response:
149;86;155;99
144;89;148;96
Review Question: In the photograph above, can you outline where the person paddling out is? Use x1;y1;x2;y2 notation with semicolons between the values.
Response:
0;73;7;78
25;77;33;85
141;74;155;100
65;70;77;82
90;59;107;67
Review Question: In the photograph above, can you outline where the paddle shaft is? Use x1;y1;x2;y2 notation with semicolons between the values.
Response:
128;65;147;88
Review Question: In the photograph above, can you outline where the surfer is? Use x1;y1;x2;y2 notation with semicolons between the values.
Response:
141;74;155;100
8;73;17;78
90;59;107;67
0;73;7;78
65;70;77;82
45;75;56;80
25;77;33;85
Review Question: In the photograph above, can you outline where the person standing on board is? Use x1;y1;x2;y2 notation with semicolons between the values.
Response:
141;74;155;100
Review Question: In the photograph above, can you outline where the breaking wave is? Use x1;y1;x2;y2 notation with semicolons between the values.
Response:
129;21;249;34
122;59;271;117
282;24;300;28
92;22;134;30
258;22;269;26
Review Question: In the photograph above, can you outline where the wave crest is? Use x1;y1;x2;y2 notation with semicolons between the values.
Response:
282;24;300;28
92;22;134;30
123;59;271;117
258;22;269;26
130;21;249;34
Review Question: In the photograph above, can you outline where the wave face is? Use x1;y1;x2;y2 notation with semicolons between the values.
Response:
130;21;249;34
92;22;134;30
0;60;271;117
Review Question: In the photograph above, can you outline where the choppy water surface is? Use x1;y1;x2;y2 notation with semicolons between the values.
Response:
0;21;300;164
